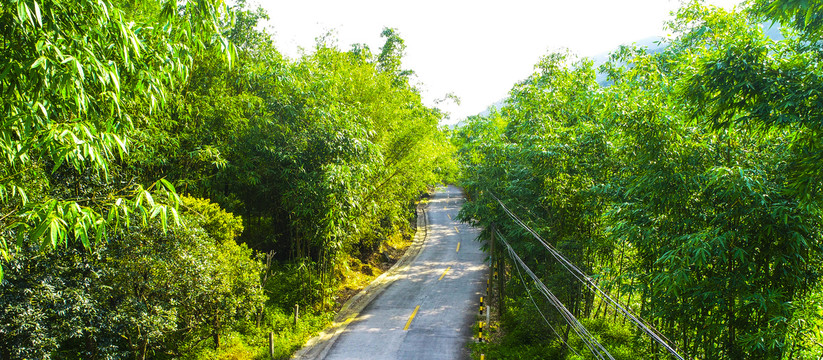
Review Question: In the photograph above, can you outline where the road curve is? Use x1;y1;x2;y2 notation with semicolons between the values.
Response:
300;185;486;360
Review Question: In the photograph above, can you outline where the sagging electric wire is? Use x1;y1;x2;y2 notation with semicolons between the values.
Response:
502;233;612;360
504;230;583;358
488;190;686;360
498;231;614;360
496;192;683;359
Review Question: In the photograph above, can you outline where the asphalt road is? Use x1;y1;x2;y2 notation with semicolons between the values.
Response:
320;185;486;360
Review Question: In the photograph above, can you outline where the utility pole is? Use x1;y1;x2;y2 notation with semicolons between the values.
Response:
489;223;495;294
487;223;495;336
495;225;504;317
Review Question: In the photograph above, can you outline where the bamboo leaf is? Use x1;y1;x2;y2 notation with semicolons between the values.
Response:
142;191;154;207
16;226;26;249
805;6;814;27
95;221;106;245
150;205;163;219
30;56;47;69
17;2;32;26
160;207;168;232
30;217;51;245
159;178;176;193
49;218;60;248
169;206;179;225
112;133;127;155
75;58;85;80
33;0;42;27
76;221;90;249
36;101;48;119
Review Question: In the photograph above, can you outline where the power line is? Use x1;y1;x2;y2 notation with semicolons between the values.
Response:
488;190;687;360
498;231;615;360
505;231;582;358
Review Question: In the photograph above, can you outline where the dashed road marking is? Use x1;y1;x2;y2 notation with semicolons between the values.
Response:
404;305;420;331
439;267;451;280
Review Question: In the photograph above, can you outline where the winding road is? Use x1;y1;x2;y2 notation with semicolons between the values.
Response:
297;185;486;360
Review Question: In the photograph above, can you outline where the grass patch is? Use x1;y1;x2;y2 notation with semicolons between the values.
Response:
187;309;335;360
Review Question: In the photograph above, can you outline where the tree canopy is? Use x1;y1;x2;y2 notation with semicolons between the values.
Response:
455;1;823;359
0;0;454;357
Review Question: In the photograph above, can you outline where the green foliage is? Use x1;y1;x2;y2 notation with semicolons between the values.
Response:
181;195;244;244
471;341;563;360
264;261;326;310
752;0;823;38
2;0;449;357
107;224;264;357
127;8;451;318
188;307;335;360
0;199;264;359
0;0;233;275
455;2;823;359
783;285;823;359
254;307;334;360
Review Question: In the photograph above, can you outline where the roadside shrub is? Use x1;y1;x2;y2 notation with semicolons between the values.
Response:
0;198;264;359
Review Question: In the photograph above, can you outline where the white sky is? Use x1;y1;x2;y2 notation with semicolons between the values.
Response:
255;0;743;124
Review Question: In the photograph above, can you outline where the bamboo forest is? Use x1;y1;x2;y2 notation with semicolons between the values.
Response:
1;0;822;359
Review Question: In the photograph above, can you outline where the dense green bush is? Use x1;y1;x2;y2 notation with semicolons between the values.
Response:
0;198;263;359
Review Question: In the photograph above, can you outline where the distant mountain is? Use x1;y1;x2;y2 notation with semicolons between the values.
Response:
591;35;668;86
478;99;506;118
593;24;783;85
590;35;667;65
470;37;669;121
468;23;788;122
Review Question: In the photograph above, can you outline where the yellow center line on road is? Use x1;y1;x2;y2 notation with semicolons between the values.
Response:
447;214;452;220
454;226;459;233
404;305;420;331
456;242;461;252
439;266;451;280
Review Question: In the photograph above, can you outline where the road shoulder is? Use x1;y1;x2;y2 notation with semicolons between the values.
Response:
292;199;431;359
